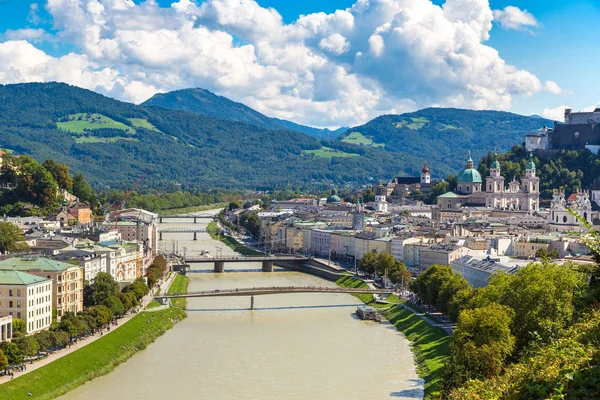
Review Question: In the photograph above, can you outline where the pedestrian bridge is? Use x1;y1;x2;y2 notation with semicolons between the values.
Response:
184;255;308;272
158;228;207;241
157;214;215;223
155;286;394;309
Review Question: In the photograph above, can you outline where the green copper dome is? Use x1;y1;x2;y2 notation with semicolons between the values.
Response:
526;153;536;170
490;153;501;169
457;168;482;183
327;189;341;203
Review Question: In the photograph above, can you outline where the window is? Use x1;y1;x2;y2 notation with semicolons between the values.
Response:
17;312;21;319
9;301;13;308
563;216;567;223
16;290;20;297
16;301;21;308
8;290;13;297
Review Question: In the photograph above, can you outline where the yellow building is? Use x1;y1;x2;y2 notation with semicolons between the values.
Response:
514;239;550;259
0;256;83;319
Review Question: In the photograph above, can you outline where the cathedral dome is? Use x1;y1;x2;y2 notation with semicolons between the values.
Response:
327;189;341;203
490;153;500;169
457;168;482;183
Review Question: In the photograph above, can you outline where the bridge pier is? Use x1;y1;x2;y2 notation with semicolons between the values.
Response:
159;232;163;241
159;297;170;306
194;217;197;224
262;261;273;272
193;231;197;240
250;295;255;310
214;261;224;273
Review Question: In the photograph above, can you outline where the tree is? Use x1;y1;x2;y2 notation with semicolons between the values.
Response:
375;253;396;277
535;247;560;260
0;348;7;370
33;330;56;352
228;201;241;210
115;292;133;311
389;260;412;286
90;272;119;305
0;222;30;254
358;252;378;276
90;305;113;326
15;336;39;358
43;159;73;190
436;274;471;314
72;173;94;203
11;317;26;337
411;264;455;307
445;303;515;389
14;155;59;206
475;261;583;353
102;296;125;317
0;341;23;365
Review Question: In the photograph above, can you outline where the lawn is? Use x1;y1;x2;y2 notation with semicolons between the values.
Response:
395;117;430;130
341;131;385;147
167;274;189;308
302;146;359;159
74;137;139;144
57;113;135;134
0;307;186;400
128;118;162;132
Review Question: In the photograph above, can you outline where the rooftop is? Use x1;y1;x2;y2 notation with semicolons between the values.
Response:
0;256;78;272
0;270;51;285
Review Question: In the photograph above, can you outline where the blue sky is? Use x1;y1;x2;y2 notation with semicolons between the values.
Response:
0;0;598;126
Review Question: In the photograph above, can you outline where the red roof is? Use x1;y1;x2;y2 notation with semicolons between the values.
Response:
422;163;429;173
567;193;578;202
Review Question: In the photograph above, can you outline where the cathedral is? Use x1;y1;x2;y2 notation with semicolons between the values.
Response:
437;152;540;213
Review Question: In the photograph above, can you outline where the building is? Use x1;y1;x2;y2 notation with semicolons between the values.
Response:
0;270;52;334
451;255;522;288
435;152;540;217
514;237;551;258
529;108;600;152
375;163;435;196
418;244;469;271
310;229;332;257
50;248;108;282
375;193;388;213
525;127;552;152
98;242;142;282
0;256;84;319
67;201;93;224
391;236;422;262
0;315;12;342
548;189;593;232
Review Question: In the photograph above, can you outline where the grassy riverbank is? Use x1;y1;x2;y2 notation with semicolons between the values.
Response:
0;307;186;400
207;221;263;256
336;275;451;399
157;202;227;216
167;273;189;308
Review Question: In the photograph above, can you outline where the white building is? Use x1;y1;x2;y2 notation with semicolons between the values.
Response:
375;194;388;213
0;270;53;334
51;249;108;282
391;236;421;262
309;229;332;257
548;189;593;232
451;255;523;288
0;315;12;342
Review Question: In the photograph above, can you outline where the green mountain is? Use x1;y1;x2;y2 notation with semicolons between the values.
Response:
340;108;553;172
143;88;343;139
0;82;426;190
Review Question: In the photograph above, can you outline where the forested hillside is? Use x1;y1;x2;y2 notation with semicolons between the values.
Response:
0;82;430;190
143;88;343;139
342;108;552;172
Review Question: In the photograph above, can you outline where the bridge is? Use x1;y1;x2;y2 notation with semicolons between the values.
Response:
184;255;308;272
158;228;207;241
155;285;394;309
157;214;215;223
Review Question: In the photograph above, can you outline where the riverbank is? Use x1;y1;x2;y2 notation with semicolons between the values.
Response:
167;273;189;308
207;221;263;256
335;275;451;399
0;307;186;400
157;202;228;216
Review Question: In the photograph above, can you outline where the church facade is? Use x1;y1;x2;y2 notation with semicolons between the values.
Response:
437;153;540;213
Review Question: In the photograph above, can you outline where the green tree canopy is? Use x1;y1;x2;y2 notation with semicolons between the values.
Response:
90;272;120;306
0;348;7;370
72;173;94;203
102;296;125;317
0;341;23;365
43;159;73;190
0;222;29;254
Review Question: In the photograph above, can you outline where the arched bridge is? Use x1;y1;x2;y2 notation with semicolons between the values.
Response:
156;286;395;309
184;255;308;272
158;228;207;241
157;214;215;223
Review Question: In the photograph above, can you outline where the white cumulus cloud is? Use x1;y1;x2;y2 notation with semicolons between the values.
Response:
493;6;539;31
0;0;548;127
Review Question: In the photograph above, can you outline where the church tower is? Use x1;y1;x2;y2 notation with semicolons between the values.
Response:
352;199;365;231
420;163;431;184
521;153;540;211
485;153;505;208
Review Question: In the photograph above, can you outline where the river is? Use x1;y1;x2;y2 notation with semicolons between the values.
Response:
60;213;423;399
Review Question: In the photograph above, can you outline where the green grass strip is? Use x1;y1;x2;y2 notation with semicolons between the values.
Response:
167;274;189;308
0;307;186;400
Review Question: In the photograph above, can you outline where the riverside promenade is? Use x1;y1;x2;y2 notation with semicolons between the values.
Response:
0;272;178;385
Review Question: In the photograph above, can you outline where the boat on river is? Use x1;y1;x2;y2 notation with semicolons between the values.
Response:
356;305;381;322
